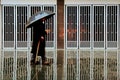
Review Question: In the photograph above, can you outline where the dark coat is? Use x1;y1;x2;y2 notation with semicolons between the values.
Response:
31;22;46;60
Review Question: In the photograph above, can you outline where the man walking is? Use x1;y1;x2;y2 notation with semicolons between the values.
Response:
30;21;50;65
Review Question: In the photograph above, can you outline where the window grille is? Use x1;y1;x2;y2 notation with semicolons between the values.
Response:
3;6;14;48
66;6;77;47
107;6;118;47
94;6;105;48
17;6;28;47
80;6;90;47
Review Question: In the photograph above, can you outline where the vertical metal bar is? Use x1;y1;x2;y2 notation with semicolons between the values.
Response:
91;5;94;49
103;5;105;49
19;7;21;44
53;50;57;80
27;5;31;80
85;7;87;41
1;50;4;80
97;6;99;42
106;5;108;49
4;6;7;46
85;7;86;41
90;5;94;80
117;5;119;49
50;7;52;42
21;6;22;42
22;7;23;42
64;50;67;80
77;50;80;80
104;50;107;80
83;7;85;41
25;7;27;42
105;6;107;80
117;5;119;80
113;6;115;41
86;6;88;41
90;50;94;80
96;6;97;42
20;7;22;42
25;6;26;42
117;49;118;80
7;7;9;42
13;50;17;80
77;6;79;49
114;6;116;42
114;6;115;43
84;6;86;41
111;6;112;41
94;6;96;44
89;6;90;43
112;6;114;41
6;6;7;42
79;6;81;48
54;5;56;49
51;7;53;42
86;7;88;41
23;7;24;41
2;6;4;49
66;6;67;49
112;6;115;41
97;5;99;41
24;7;25;41
99;6;100;42
15;6;17;49
13;6;15;49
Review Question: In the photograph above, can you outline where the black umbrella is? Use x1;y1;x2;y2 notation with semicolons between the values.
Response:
26;10;55;28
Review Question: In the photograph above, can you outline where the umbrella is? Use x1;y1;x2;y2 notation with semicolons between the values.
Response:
26;10;55;28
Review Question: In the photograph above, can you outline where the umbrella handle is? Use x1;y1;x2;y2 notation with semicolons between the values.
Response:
35;40;40;63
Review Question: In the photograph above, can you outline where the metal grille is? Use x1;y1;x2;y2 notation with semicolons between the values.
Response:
80;6;90;47
107;6;118;48
3;6;15;48
17;6;28;48
31;6;41;16
66;6;77;48
94;6;105;48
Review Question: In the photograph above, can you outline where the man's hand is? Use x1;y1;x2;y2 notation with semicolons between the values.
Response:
41;36;44;39
45;29;50;34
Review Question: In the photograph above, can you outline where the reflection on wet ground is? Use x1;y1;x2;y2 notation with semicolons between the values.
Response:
0;49;120;80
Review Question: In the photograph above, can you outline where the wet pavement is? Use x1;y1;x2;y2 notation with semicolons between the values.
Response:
0;49;120;80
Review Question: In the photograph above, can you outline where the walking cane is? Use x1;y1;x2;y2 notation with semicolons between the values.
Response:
35;39;40;63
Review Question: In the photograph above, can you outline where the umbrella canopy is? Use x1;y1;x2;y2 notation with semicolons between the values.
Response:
26;10;55;28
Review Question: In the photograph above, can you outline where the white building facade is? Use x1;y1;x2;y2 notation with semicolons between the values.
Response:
65;0;120;50
0;0;120;50
0;0;120;80
0;0;57;50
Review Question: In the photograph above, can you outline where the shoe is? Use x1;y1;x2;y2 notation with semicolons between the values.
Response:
42;60;50;65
